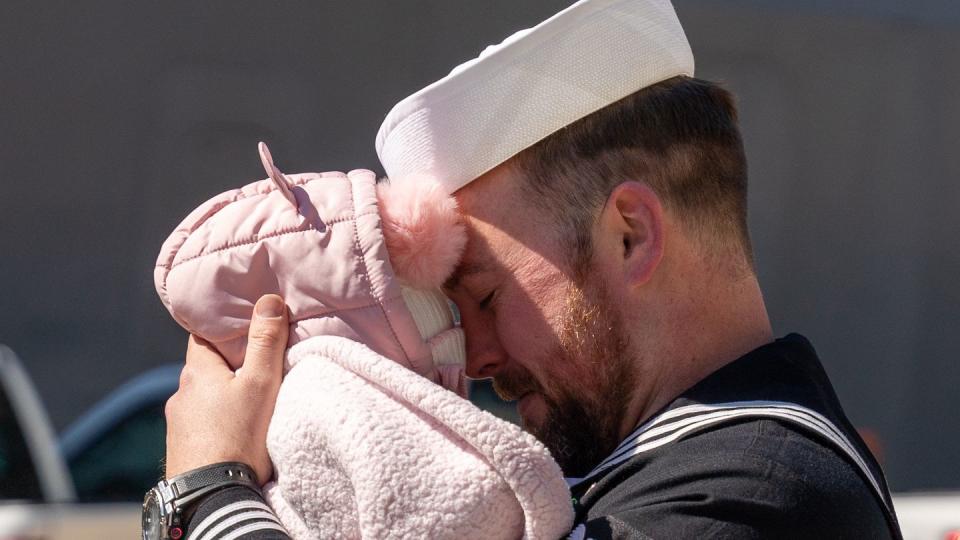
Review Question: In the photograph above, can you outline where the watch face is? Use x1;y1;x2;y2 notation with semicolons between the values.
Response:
142;489;163;540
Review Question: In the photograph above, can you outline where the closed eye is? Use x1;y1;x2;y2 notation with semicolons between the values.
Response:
478;290;496;310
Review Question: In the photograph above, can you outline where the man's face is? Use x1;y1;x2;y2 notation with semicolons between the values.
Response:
445;166;636;477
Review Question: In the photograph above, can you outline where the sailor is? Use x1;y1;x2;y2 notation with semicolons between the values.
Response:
158;0;902;537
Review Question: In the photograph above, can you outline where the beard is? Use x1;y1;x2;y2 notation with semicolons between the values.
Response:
492;278;635;478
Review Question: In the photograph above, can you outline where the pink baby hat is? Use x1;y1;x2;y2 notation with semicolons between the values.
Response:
154;143;468;392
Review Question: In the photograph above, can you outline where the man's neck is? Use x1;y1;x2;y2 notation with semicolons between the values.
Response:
618;273;773;441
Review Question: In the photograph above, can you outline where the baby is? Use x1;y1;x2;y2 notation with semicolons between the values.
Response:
155;144;572;539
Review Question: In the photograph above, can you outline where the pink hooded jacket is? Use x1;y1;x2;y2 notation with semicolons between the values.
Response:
154;144;573;539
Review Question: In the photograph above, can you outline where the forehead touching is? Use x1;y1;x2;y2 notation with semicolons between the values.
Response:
442;209;522;292
444;165;567;291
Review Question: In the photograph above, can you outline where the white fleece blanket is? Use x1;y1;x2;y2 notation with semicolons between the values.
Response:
263;336;574;540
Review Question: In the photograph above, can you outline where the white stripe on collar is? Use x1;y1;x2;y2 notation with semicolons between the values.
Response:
565;400;888;511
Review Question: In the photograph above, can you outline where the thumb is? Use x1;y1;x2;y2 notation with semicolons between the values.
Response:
240;294;289;384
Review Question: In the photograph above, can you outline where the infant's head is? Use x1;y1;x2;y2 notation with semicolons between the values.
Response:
155;143;467;394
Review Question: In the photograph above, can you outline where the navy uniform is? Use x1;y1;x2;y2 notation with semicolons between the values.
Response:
566;334;900;539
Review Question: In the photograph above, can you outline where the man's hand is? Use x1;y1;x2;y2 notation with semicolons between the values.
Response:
165;294;288;485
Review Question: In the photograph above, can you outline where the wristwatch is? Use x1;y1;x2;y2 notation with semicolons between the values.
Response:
142;462;260;540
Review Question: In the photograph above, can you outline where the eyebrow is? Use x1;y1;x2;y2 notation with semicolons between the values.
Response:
443;260;493;291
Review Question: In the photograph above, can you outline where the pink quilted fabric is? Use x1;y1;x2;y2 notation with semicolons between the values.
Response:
155;144;440;383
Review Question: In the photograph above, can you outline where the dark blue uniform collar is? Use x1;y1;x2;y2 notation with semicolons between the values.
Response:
568;334;891;508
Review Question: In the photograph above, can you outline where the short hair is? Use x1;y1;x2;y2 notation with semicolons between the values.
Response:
509;76;752;276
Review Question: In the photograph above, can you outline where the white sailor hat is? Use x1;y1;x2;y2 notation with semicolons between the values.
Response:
375;0;694;195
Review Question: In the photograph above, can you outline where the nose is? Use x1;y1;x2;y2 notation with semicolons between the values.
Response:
459;309;508;379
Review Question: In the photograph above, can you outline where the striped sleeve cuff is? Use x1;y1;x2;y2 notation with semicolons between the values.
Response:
186;485;290;540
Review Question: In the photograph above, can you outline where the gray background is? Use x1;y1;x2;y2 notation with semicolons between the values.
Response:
1;0;956;491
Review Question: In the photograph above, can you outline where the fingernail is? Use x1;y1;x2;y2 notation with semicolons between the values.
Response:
255;295;285;319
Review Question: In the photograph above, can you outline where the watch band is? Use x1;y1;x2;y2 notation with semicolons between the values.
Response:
168;462;260;508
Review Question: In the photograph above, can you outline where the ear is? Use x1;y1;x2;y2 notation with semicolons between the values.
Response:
598;181;665;287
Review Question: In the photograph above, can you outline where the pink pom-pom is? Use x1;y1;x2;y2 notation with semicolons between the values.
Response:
377;177;467;290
